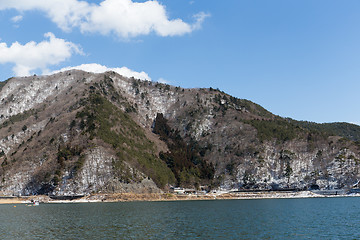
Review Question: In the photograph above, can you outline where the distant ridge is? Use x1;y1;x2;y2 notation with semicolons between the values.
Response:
292;120;360;142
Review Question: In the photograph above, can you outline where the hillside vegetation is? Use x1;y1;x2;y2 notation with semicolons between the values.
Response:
292;120;360;142
0;70;359;195
75;91;175;187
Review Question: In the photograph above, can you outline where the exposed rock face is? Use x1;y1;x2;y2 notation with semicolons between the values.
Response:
0;70;359;196
57;146;161;195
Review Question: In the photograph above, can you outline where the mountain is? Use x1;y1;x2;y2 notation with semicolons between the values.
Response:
291;120;360;142
0;70;359;196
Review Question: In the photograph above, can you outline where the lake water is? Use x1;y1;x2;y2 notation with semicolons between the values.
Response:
0;197;359;239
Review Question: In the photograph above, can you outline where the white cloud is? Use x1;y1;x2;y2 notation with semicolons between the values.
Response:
191;12;210;31
157;77;169;84
0;32;82;76
0;0;209;38
11;15;23;23
54;63;151;81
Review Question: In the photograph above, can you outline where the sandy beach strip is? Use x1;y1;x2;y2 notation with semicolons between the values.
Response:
0;191;359;204
0;197;24;204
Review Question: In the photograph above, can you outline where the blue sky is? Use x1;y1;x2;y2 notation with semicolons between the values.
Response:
0;0;360;125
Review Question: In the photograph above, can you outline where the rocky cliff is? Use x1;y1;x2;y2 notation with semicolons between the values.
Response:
0;70;359;196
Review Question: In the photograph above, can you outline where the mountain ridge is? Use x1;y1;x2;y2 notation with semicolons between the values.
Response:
0;70;359;196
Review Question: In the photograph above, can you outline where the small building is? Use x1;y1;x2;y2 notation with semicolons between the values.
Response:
171;187;185;194
184;188;196;194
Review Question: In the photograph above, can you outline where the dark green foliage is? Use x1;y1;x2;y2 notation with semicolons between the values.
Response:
76;92;175;187
1;157;8;168
0;78;10;92
154;82;171;92
152;113;171;141
79;120;86;130
69;120;76;129
280;149;295;160
0;109;35;129
48;117;55;124
354;141;360;151
285;162;293;178
57;145;82;162
73;155;86;174
53;145;84;184
52;175;60;186
225;162;235;175
153;113;215;187
293;121;360;141
244;119;302;142
56;145;82;171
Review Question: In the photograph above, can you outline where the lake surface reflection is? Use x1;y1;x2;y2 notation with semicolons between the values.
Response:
1;197;359;239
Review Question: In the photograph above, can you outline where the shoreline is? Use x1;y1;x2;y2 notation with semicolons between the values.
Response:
2;191;360;205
